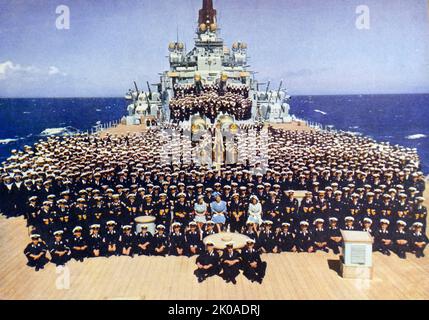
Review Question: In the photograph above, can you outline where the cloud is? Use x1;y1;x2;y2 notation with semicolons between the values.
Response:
0;60;67;80
48;66;60;75
48;66;67;76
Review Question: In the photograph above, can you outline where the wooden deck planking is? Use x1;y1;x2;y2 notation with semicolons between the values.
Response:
0;216;428;300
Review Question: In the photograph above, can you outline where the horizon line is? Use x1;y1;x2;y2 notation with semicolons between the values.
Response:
1;92;429;99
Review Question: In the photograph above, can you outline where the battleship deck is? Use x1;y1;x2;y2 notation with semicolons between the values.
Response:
1;122;428;300
1;187;428;300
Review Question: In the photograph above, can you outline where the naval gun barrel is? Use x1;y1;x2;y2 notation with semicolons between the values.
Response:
265;81;270;100
133;81;139;95
276;80;283;102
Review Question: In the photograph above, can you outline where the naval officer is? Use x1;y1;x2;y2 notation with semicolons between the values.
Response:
195;240;220;283
410;222;428;258
276;222;296;252
169;222;186;256
24;234;49;271
241;239;267;284
220;242;241;284
136;225;153;256
49;230;71;266
70;226;88;262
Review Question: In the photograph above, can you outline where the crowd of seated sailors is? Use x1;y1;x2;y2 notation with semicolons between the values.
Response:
3;167;428;271
170;83;252;122
18;182;428;274
173;83;249;99
0;128;427;273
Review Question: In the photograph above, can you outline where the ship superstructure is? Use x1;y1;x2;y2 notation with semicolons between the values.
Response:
125;0;291;125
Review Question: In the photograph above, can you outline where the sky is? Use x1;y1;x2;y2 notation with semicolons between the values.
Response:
0;0;428;97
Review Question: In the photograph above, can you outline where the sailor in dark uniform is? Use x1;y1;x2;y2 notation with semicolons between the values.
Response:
412;197;427;233
243;221;258;244
241;239;267;284
276;222;296;252
24;234;49;271
314;190;330;221
296;221;314;253
0;175;15;216
220;242;241;284
254;185;267;205
395;193;411;226
49;230;71;266
186;221;203;256
141;194;155;217
56;199;72;236
108;194;126;227
202;220;217;237
380;194;394;225
26;195;39;228
152;224;168;256
136;225;153;255
299;192;315;225
330;190;344;221
124;193;139;228
38;200;55;240
327;217;342;254
103;220;119;257
281;190;299;227
227;193;246;233
410;222;428;258
343;216;356;230
88;224;103;257
169;222;186;256
195;241;220;283
69;226;88;262
89;196;106;227
312;218;329;252
392;220;409;259
72;198;89;232
13;172;26;216
222;185;232;203
119;225;136;257
374;219;393;255
347;193;363;226
174;193;192;226
362;192;379;221
263;191;281;229
155;193;171;229
361;217;374;236
414;172;426;195
258;221;278;253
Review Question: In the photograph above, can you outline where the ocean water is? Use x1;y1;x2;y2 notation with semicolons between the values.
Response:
290;94;429;173
0;97;126;164
0;94;428;172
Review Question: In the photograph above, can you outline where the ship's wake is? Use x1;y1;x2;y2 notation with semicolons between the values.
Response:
39;126;80;136
406;134;427;140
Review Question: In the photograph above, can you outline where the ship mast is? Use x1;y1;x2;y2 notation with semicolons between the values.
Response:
198;0;218;35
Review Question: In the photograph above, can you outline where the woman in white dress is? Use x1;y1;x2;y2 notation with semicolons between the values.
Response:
247;195;262;232
193;195;208;231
